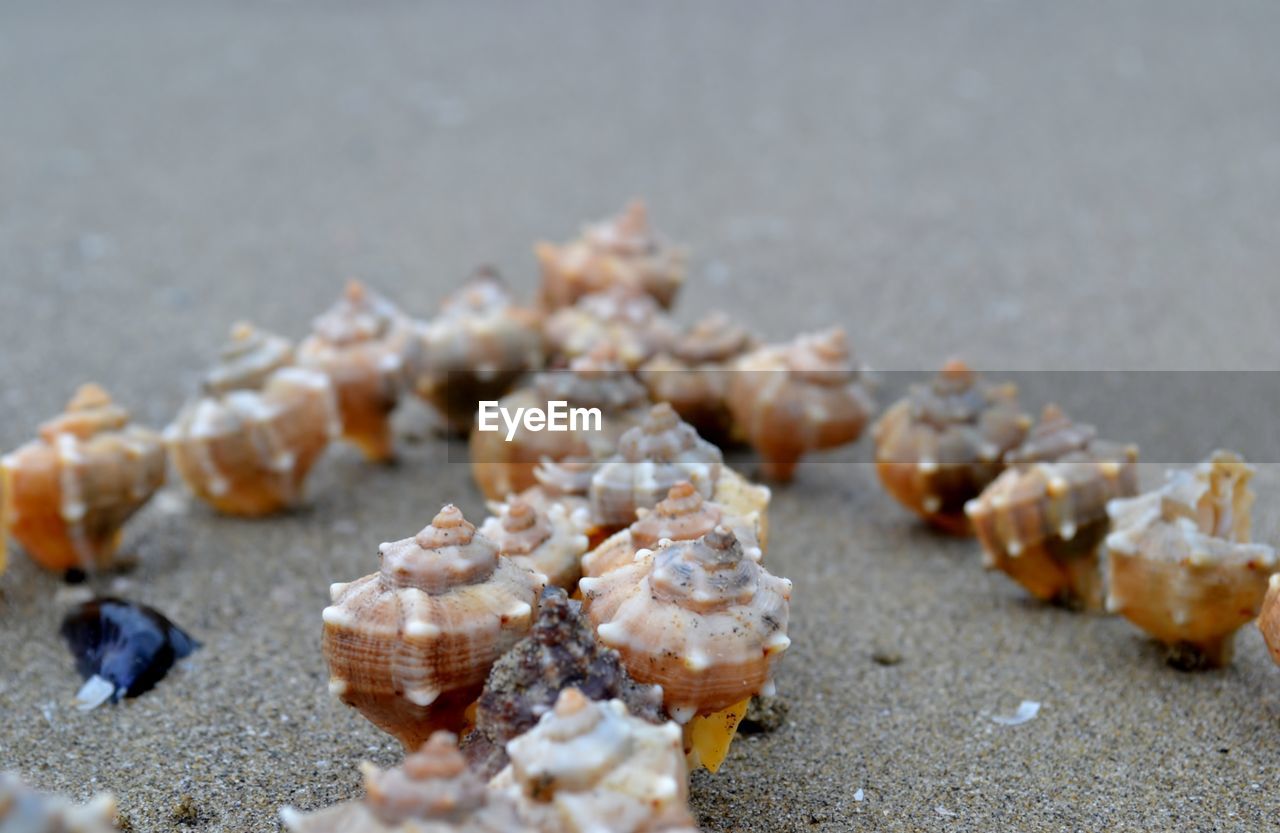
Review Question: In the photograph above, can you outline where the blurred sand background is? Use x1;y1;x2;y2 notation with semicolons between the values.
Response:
2;2;1279;831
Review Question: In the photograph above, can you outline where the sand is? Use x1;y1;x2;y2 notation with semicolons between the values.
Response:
2;2;1279;831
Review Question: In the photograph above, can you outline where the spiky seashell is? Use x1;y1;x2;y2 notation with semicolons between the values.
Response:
1;384;165;573
323;505;544;748
166;323;339;516
639;312;758;445
580;526;791;724
966;405;1139;610
461;588;665;778
543;287;677;370
478;499;589;590
297;281;422;462
0;772;120;832
873;358;1030;534
583;481;763;579
469;351;650;501
490;689;695;833
415;268;544;434
1105;451;1278;669
535;200;686;311
280;732;523;833
1260;574;1280;669
588;403;723;529
727;328;875;481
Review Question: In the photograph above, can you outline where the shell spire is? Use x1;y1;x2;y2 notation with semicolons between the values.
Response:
478;498;589;589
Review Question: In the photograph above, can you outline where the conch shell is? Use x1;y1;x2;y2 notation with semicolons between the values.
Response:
873;359;1030;534
1105;451;1278;669
298;281;421;462
478;498;589;590
323;505;544;748
280;731;522;833
727;328;875;481
0;772;119;832
543;287;677;370
415;268;544;434
2;384;166;573
1260;574;1280;669
966;405;1139;610
166;323;339;516
535;200;686;310
490;689;695;833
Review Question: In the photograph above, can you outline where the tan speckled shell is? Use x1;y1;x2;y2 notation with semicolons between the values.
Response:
323;506;544;748
873;359;1030;534
0;772;120;832
490;689;694;833
2;384;166;573
727;328;875;481
543;287;677;370
166;324;339;516
580;527;792;722
535;200;686;311
966;405;1139;610
1105;451;1278;669
298;281;422;462
1259;574;1280;669
479;498;589;590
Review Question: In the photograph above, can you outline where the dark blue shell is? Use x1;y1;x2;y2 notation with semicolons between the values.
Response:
60;597;199;703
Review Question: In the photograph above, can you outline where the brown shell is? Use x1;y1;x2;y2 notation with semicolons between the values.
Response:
415;268;544;434
543;287;677;370
478;498;589;589
873;359;1030;534
1260;574;1280;669
1105;451;1278;669
2;384;166;573
966;405;1139;609
322;505;544;748
297;281;422;462
727;328;875;481
535;200;686;310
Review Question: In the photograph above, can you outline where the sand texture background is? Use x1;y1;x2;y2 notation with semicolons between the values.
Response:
2;2;1279;831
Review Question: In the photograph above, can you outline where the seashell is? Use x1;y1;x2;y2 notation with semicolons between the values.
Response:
1105;451;1278;669
966;405;1139;610
639;311;758;445
490;689;695;833
583;481;763;579
280;731;522;833
1259;574;1280;669
461;587;665;778
873;358;1030;534
1;384;166;573
543;287;677;370
60;597;199;710
297;281;422;462
478;499;589;590
415;268;544;434
0;772;120;833
727;328;876;481
323;505;544;749
166;323;339;516
587;403;724;529
469;350;650;501
535;200;686;311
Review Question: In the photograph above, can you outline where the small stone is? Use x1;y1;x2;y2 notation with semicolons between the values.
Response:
172;794;199;825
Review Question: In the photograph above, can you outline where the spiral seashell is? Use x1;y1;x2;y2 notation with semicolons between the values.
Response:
323;505;545;748
966;405;1139;610
588;403;724;529
0;772;120;832
415;268;544;434
478;499;589;590
873;358;1030;534
166;323;339;516
1259;574;1280;669
580;526;792;724
280;732;523;833
298;281;422;462
1105;451;1278;669
543;287;677;370
727;328;876;481
1;384;166;573
490;689;695;833
535;200;686;311
583;481;763;579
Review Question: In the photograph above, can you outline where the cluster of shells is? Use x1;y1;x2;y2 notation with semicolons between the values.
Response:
2;200;1278;832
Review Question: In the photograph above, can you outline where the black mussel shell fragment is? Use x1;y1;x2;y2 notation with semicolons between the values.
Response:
59;597;199;709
